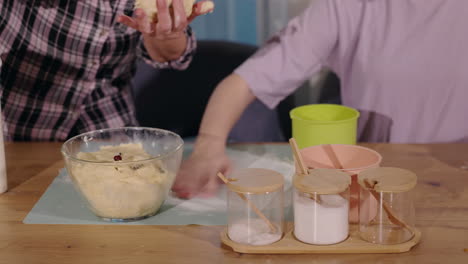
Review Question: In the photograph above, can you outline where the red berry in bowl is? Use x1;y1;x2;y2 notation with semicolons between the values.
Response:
113;154;122;161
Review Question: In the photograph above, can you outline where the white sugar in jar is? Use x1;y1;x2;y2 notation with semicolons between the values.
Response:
228;218;282;246
294;191;349;245
293;169;351;245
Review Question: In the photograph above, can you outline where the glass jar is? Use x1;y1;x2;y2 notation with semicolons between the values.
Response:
0;102;7;194
293;168;351;245
226;168;284;246
358;167;417;244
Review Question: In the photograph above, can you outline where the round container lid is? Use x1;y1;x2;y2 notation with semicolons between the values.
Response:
293;168;351;194
358;167;417;193
226;168;284;194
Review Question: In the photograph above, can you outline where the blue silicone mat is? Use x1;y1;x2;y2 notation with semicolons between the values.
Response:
23;144;295;225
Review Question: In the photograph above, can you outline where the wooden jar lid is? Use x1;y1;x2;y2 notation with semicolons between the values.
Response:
226;168;284;194
293;168;351;195
358;167;417;193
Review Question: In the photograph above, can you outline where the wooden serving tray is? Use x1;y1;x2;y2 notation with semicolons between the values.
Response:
221;223;421;254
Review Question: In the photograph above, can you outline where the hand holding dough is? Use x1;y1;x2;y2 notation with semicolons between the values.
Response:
135;0;215;21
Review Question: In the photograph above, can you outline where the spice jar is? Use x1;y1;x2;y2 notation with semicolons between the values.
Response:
226;168;284;246
293;168;351;245
358;167;417;244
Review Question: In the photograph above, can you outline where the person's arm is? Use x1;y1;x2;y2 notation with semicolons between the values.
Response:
196;74;255;147
171;74;254;198
173;0;342;198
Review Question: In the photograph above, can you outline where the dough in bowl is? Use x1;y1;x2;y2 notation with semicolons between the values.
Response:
68;143;175;220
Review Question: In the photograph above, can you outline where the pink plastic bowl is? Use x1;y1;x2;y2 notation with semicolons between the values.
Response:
299;144;382;223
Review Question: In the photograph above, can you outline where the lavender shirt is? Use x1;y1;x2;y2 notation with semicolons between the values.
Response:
236;0;468;143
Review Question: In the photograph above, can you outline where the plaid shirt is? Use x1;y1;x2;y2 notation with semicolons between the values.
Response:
0;0;196;141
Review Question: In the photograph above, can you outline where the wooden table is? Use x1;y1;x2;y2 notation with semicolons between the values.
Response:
1;142;467;263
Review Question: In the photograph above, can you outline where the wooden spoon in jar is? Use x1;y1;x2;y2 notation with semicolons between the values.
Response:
289;138;322;203
217;172;277;233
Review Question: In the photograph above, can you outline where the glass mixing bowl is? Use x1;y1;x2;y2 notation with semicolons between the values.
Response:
61;127;184;222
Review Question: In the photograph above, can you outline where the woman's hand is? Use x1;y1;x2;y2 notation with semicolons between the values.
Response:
172;135;231;199
117;0;214;61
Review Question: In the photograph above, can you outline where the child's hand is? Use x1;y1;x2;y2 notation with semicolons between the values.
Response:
172;140;230;199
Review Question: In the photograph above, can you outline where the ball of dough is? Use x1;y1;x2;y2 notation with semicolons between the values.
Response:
198;1;215;14
135;0;196;21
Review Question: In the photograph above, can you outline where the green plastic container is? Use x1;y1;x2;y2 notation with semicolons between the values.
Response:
290;104;360;149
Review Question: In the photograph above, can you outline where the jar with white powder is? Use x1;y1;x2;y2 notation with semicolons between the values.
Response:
226;168;284;246
293;168;351;245
358;167;417;244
